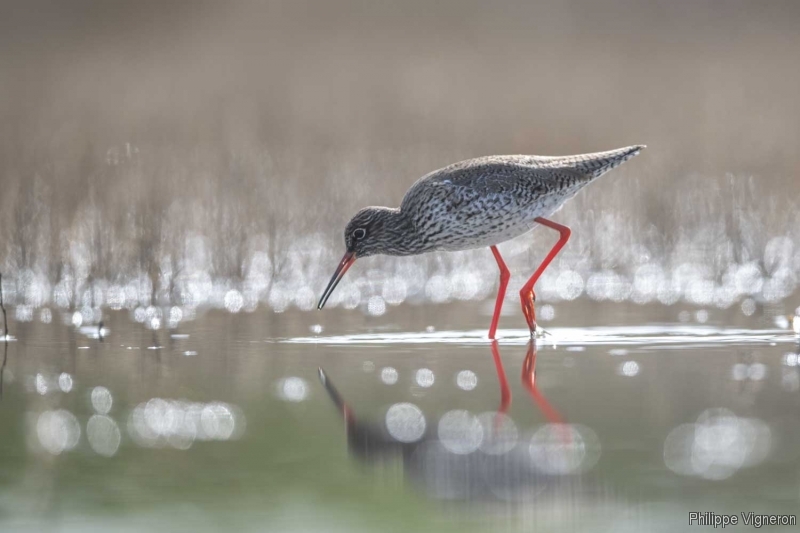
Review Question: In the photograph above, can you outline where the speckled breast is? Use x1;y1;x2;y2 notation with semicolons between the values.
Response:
410;180;585;252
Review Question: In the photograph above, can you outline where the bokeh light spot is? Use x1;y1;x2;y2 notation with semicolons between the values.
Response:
385;403;426;443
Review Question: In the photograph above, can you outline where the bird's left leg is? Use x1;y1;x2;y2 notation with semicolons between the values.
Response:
519;217;571;334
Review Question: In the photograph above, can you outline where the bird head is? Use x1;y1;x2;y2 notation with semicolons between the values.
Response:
343;207;394;259
317;207;401;309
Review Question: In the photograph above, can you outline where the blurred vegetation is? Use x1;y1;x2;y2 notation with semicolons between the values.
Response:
0;0;798;308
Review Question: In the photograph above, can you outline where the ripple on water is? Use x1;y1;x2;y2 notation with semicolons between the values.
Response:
282;325;794;348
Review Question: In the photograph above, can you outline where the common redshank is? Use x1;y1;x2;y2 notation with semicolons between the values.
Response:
318;145;645;338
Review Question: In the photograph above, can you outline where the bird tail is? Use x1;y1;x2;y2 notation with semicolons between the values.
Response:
571;145;646;179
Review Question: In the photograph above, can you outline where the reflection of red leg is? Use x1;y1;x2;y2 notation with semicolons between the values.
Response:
490;341;511;417
520;218;571;334
488;245;510;339
521;340;565;425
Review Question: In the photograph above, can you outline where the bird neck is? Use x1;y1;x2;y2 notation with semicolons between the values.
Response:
374;208;426;256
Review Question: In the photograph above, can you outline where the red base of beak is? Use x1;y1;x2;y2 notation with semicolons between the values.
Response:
317;251;356;309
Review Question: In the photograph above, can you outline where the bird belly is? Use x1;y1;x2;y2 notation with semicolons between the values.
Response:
428;188;575;252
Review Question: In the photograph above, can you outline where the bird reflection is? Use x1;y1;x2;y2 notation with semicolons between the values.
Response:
319;340;583;501
318;367;402;464
491;340;565;425
520;341;566;425
490;341;511;417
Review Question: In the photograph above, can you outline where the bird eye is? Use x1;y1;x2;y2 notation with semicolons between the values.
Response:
352;228;366;240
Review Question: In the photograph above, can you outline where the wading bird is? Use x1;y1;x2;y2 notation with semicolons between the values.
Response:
318;145;645;338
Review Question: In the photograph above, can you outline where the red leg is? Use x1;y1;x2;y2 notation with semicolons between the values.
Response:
488;245;510;339
520;217;571;334
490;341;511;417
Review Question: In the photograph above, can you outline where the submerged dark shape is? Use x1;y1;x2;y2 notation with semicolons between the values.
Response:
318;146;645;337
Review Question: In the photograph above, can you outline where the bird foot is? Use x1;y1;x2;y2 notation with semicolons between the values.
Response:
532;327;550;340
520;291;537;334
527;328;550;339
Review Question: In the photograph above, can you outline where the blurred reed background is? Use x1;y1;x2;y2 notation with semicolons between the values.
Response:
1;0;799;321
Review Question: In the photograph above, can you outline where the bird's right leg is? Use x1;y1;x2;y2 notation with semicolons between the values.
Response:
488;245;511;340
520;218;571;334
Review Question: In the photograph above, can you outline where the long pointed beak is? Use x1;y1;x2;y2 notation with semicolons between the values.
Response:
317;251;356;309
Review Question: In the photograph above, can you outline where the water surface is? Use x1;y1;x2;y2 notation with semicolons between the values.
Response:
1;305;798;532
